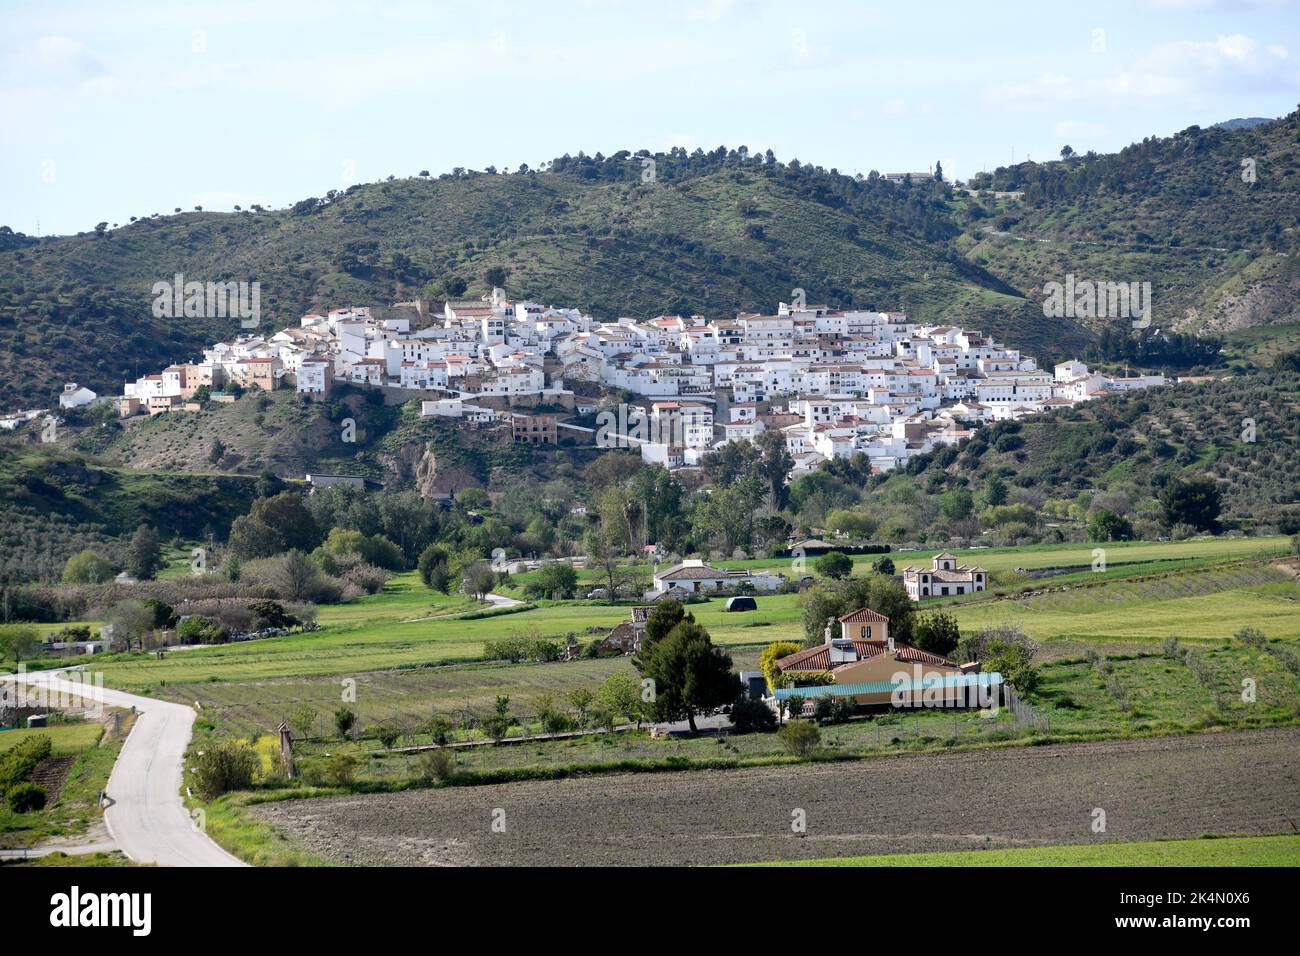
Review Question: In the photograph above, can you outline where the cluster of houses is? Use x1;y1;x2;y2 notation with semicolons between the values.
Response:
104;290;1166;480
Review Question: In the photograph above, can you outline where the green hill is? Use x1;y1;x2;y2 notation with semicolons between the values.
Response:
0;149;1083;410
964;109;1300;339
6;114;1300;411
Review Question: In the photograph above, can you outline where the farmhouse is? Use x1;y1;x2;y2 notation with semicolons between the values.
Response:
773;608;996;708
902;552;987;600
649;559;783;595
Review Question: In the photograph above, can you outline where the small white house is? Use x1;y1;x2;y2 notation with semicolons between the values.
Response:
650;559;784;595
58;383;98;409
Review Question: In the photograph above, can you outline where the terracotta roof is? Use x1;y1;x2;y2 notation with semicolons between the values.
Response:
776;640;958;673
838;608;890;624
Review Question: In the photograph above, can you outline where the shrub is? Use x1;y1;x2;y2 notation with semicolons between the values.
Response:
1234;626;1267;649
324;752;358;785
811;696;856;724
5;782;47;812
0;734;52;791
815;551;853;580
417;748;455;783
783;693;806;721
759;640;801;692
729;694;776;734
777;720;821;757
191;741;259;798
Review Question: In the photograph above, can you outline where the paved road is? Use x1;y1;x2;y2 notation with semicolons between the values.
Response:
483;592;525;608
1;669;245;867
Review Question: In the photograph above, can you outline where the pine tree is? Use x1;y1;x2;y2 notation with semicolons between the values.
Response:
125;525;162;580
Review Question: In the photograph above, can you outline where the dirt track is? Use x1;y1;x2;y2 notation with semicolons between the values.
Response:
253;728;1300;866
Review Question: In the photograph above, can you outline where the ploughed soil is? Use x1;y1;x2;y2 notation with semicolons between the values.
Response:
252;728;1300;866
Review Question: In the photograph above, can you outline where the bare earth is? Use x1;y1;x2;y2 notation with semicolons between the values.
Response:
252;728;1300;866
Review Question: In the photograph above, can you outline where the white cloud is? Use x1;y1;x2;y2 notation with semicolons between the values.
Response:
986;33;1295;111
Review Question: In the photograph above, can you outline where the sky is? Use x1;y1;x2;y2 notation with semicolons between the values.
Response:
2;0;1297;237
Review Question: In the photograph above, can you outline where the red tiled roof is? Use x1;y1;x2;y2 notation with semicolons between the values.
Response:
776;640;958;673
838;608;889;624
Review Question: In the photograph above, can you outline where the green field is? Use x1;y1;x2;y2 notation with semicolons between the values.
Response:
757;835;1300;867
0;722;103;755
83;537;1296;693
0;715;124;850
950;565;1300;644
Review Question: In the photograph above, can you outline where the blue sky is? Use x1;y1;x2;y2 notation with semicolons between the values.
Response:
2;0;1297;236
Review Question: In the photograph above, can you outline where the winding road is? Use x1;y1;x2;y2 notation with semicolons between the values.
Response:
1;669;245;867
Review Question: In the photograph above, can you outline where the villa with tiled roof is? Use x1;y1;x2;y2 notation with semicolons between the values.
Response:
771;606;997;709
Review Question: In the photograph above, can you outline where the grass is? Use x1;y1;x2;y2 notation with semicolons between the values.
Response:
751;835;1300;867
0;714;128;850
950;565;1300;644
0;722;104;755
91;583;803;690
85;544;1297;693
1;851;134;867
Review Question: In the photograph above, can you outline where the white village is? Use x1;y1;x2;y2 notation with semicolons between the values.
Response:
98;288;1167;481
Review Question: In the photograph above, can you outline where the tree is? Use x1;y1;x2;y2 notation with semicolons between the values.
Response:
584;525;623;599
418;544;451;592
107;600;155;651
637;599;693;660
913;611;961;657
62;550;114;584
485;265;509;289
939;488;973;521
933;160;944;181
533;562;578;599
800;575;916;646
481;695;516;743
634;619;737;732
1159;476;1221;532
754;429;794;508
815;551;853;580
125;525;163;580
568;688;594;727
872;556;895;576
597;673;644;727
227;515;281;560
0;625;39;667
334;707;357;739
1087;509;1132;542
983;474;1009;508
269;550;322;601
289;704;317;739
191;741;258;798
729;693;776;733
463;562;497;601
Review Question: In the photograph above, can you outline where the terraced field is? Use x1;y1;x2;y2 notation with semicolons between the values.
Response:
950;565;1300;644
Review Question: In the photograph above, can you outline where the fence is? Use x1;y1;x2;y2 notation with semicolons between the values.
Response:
1002;683;1050;731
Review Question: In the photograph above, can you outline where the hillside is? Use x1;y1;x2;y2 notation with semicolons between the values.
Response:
0;151;1056;410
5;113;1299;411
0;445;263;584
825;366;1300;539
964;109;1300;338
